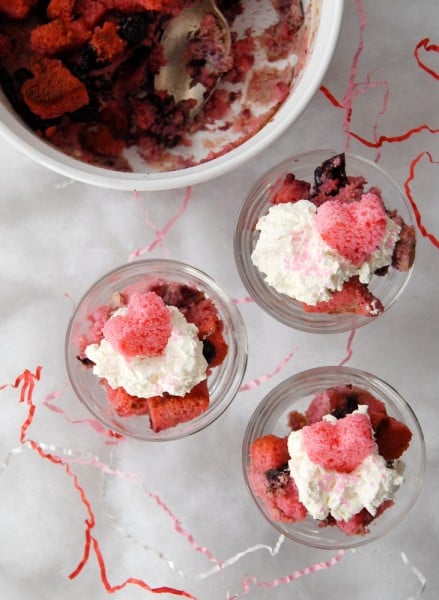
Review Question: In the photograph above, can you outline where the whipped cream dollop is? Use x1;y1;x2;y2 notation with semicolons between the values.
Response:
251;200;401;305
287;406;404;522
85;306;208;398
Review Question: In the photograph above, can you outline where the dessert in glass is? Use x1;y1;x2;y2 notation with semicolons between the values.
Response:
65;259;248;441
234;150;416;333
242;366;425;549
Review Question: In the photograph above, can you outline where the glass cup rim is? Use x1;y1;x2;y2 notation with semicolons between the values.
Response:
242;365;426;549
234;149;416;334
65;258;248;441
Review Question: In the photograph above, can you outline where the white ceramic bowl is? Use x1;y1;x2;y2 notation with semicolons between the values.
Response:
0;0;343;190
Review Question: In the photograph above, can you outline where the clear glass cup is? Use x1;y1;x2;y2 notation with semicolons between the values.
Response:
65;259;248;441
242;366;426;549
234;150;416;333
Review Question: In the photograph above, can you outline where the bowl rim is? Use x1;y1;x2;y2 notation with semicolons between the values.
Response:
0;0;344;190
65;258;248;441
242;365;426;549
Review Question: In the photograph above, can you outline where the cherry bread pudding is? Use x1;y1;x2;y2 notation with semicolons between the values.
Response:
0;0;306;171
251;153;416;316
77;278;228;432
248;384;412;536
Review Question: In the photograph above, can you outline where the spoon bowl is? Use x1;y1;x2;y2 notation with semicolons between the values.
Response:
155;0;232;116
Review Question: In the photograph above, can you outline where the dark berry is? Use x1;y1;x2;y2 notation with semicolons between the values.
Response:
188;58;206;68
87;74;113;92
346;392;359;413
314;152;349;195
127;44;153;67
34;1;51;18
118;13;152;45
202;339;216;364
0;67;18;106
14;68;33;87
331;392;359;419
266;463;290;490
177;285;205;307
76;356;95;367
75;46;99;76
157;132;181;148
374;265;389;276
70;100;101;123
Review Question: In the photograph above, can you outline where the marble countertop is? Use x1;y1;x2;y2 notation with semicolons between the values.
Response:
1;1;438;599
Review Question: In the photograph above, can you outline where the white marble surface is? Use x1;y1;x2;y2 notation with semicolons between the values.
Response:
1;1;438;598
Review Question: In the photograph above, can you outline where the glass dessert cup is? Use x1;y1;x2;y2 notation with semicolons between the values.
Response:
242;366;425;550
65;259;248;441
234;149;416;334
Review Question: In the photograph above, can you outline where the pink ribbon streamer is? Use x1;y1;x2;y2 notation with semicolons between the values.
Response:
339;330;356;366
230;549;345;597
128;187;192;261
239;351;295;392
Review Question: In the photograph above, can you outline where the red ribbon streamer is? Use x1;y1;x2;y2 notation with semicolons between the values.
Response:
414;38;439;80
404;152;439;249
1;368;197;598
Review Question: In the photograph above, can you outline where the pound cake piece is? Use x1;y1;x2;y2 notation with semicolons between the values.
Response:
102;369;211;429
332;500;394;536
388;210;417;271
271;173;311;205
250;434;290;472
248;434;307;522
30;18;91;56
102;380;149;417
21;58;89;120
301;276;384;316
0;0;37;19
147;380;210;432
374;416;412;461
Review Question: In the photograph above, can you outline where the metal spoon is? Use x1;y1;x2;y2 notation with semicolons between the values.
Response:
155;0;232;116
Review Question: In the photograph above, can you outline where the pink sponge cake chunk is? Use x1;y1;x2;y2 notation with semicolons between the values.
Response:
102;379;149;417
78;304;112;357
103;291;172;358
316;192;388;267
250;434;290;472
302;412;376;473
